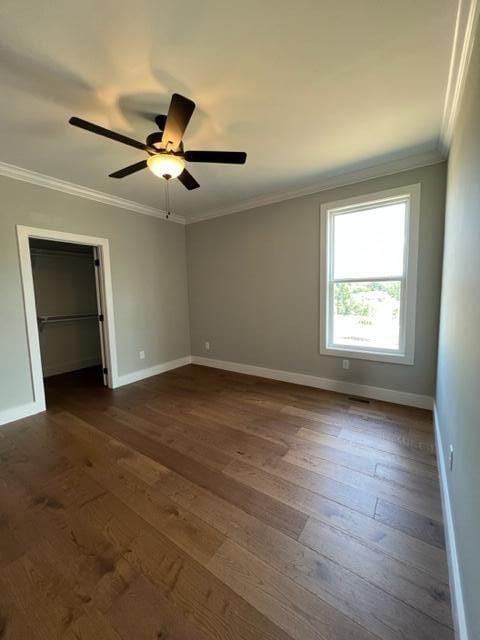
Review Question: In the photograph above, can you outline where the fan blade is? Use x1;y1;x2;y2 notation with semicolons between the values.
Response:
177;169;200;190
184;150;247;164
109;159;148;179
161;93;195;150
155;114;167;131
69;116;147;151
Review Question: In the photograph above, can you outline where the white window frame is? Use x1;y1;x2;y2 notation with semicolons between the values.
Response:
319;184;420;365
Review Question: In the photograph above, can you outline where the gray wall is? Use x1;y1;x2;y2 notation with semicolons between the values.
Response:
436;25;480;638
0;176;190;412
31;248;102;376
187;162;446;396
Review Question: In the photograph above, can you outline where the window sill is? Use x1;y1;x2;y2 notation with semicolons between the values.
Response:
320;345;414;365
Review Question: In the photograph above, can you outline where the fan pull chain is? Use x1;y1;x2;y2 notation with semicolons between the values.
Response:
165;177;171;219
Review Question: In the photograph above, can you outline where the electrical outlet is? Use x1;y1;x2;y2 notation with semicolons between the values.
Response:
205;341;210;352
449;445;454;471
139;350;145;360
342;359;350;370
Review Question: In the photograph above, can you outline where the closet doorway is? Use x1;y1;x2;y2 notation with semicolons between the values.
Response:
17;226;118;414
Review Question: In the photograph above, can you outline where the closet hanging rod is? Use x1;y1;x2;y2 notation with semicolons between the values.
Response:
37;313;99;325
30;248;93;258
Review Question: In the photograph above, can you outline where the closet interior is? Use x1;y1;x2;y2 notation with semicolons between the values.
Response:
29;238;105;400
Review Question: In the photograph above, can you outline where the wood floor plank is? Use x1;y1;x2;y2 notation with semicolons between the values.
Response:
374;462;440;496
125;404;378;517
50;413;226;566
90;462;226;566
139;402;291;466
286;439;376;475
298;518;451;625
261;454;378;515
106;405;233;471
375;499;446;549
187;401;342;441
208;539;379;640
297;427;437;474
284;447;443;521
0;365;452;640
156;471;453;640
282;404;437;451
107;574;216;640
66;609;124;640
113;401;379;519
18;473;288;640
77;408;308;539
28;455;293;640
338;426;437;461
223;458;449;581
0;544;87;640
0;577;42;640
2;479;140;618
347;402;435;433
125;528;294;640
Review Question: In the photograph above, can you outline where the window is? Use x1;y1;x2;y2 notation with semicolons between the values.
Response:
320;184;420;364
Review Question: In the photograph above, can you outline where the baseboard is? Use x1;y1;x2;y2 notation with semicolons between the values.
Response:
1;353;431;423
0;399;45;426
191;355;433;409
0;356;191;425
433;403;468;640
43;358;102;378
115;355;192;387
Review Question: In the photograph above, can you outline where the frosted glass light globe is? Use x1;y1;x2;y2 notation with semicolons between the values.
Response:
147;153;185;179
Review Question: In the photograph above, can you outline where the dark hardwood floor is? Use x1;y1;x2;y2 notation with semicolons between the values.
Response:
0;365;453;639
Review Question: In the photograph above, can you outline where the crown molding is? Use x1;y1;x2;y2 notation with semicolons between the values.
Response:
1;5;475;229
440;0;480;154
187;148;445;224
0;147;447;229
0;161;185;224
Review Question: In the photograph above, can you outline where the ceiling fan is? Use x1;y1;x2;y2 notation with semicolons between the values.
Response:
68;93;247;191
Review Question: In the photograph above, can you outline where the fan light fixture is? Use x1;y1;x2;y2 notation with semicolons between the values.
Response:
147;153;185;179
69;92;247;192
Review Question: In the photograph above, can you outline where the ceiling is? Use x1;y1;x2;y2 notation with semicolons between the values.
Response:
0;0;458;222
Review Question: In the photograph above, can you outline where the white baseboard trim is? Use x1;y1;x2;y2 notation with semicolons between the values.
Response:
0;356;191;426
0;400;45;426
115;356;192;387
191;356;433;409
44;358;102;378
433;403;468;640
1;354;431;423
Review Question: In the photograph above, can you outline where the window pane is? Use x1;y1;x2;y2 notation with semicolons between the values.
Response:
332;281;401;351
333;202;406;279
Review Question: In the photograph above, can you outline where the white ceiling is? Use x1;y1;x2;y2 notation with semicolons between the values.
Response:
0;0;458;221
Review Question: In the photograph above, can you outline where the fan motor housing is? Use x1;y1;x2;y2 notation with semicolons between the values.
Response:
146;131;184;155
146;131;164;152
